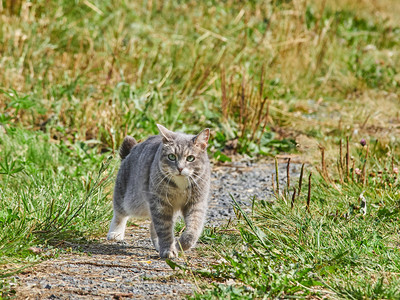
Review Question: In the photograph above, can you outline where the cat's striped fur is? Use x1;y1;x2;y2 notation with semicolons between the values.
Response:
107;124;211;258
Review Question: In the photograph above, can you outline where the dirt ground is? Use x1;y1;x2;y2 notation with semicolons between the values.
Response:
14;221;214;299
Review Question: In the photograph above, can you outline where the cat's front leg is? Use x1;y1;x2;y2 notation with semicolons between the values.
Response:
178;201;207;251
150;201;177;258
150;221;159;251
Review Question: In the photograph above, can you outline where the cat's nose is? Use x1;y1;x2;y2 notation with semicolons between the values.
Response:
177;167;183;173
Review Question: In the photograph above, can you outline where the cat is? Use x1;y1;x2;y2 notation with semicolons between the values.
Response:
107;124;211;258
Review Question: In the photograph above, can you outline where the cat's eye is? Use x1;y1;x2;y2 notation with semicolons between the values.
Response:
186;155;195;162
167;154;176;161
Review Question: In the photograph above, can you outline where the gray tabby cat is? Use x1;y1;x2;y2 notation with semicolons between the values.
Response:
107;124;211;258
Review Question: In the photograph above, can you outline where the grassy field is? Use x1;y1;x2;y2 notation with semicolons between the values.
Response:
191;147;400;299
1;0;400;298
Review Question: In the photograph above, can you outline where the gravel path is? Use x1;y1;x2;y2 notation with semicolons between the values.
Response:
13;160;300;299
209;160;301;224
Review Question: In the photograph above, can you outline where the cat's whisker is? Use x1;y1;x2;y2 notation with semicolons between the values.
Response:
188;175;201;191
186;177;195;201
151;171;171;192
190;172;207;185
152;171;174;204
165;174;174;207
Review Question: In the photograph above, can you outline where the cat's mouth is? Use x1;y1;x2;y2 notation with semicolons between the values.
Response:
177;169;190;177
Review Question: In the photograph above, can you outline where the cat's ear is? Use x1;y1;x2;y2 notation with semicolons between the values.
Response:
157;124;175;143
193;128;210;151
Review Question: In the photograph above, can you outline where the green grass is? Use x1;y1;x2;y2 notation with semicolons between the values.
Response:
192;141;400;299
1;0;400;297
0;127;114;277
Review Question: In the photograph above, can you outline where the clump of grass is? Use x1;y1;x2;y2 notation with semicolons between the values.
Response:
0;126;114;277
192;139;400;298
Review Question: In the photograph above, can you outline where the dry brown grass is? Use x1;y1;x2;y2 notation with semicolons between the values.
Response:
0;0;399;157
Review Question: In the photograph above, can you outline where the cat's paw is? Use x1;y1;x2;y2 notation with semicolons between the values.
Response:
159;248;178;259
176;233;197;251
175;239;186;251
107;231;125;241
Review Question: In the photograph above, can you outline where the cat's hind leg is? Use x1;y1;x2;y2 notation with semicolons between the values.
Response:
107;212;129;241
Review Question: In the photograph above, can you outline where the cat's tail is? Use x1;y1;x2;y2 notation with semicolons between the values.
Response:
119;136;137;160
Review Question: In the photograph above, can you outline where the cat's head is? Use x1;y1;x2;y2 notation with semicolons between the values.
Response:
157;124;210;178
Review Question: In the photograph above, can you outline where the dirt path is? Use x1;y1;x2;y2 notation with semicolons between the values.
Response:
14;222;209;299
12;161;299;299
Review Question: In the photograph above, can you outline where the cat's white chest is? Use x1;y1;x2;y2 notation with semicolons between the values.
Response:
173;176;189;190
170;176;189;208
